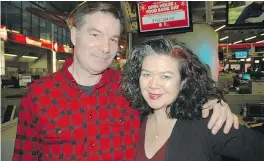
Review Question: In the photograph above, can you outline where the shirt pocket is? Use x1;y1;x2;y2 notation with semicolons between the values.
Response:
42;127;72;144
108;107;131;127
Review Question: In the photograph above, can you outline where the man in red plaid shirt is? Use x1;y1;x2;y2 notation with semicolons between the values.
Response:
12;2;239;161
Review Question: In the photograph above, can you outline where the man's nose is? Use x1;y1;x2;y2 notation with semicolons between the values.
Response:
101;39;110;54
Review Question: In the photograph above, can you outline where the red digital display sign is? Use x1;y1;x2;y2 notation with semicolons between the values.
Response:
137;1;190;32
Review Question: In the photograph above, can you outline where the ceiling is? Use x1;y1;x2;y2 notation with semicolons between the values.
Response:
34;1;263;45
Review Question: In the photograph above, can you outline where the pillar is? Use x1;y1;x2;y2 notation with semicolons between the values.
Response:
0;41;5;76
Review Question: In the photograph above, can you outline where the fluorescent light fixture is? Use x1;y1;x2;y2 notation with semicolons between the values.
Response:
233;40;242;44
245;36;256;41
256;40;264;43
261;33;264;36
4;54;17;57
220;36;229;41
240;59;245;61
215;25;226;32
22;55;38;59
11;30;20;33
262;58;264;61
246;58;251;61
58;59;65;62
255;60;260;63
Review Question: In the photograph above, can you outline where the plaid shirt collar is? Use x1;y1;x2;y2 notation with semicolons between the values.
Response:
60;57;108;89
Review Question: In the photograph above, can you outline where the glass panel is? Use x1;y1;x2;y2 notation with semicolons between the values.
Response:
39;17;46;40
32;14;39;38
22;5;32;36
11;1;21;8
1;2;8;25
7;4;22;33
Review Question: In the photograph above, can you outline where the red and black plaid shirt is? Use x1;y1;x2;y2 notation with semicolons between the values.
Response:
12;58;141;161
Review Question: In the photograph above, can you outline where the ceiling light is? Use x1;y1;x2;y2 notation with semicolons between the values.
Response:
4;54;17;57
256;40;264;43
215;25;226;32
255;60;260;63
245;36;256;41
220;36;229;41
261;33;264;36
22;55;38;59
233;40;242;44
240;59;245;61
246;58;251;61
58;60;65;62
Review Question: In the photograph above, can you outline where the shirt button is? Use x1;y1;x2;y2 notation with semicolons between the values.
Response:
58;130;62;134
90;143;95;147
89;114;93;119
119;117;124;122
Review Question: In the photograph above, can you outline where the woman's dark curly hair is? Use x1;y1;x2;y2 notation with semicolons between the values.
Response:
121;38;225;120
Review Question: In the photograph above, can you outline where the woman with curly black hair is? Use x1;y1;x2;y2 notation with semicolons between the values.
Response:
121;38;264;161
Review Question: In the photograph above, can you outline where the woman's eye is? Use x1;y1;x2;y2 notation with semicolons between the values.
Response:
162;75;171;80
141;73;150;77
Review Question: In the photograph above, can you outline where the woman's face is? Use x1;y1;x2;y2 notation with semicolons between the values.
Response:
140;54;184;111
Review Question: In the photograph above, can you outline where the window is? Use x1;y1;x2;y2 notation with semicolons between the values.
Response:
32;14;39;38
40;17;46;40
1;2;7;25
7;4;22;33
22;2;32;36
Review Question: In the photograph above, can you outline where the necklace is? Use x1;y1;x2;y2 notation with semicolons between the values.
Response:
154;115;176;139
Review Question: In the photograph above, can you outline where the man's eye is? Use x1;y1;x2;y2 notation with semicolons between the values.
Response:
91;34;99;37
111;38;118;43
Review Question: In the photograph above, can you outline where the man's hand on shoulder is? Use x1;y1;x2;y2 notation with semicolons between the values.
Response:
202;99;239;135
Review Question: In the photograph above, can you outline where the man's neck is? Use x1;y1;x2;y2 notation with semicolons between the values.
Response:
68;59;102;86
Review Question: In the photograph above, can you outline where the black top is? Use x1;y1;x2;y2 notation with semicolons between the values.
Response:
164;117;264;161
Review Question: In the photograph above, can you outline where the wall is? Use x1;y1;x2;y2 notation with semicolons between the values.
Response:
28;55;48;69
132;24;219;81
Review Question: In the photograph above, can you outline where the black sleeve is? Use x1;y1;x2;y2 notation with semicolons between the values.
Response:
206;121;264;161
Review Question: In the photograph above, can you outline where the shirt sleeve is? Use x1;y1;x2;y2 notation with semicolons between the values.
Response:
207;122;264;161
12;87;41;161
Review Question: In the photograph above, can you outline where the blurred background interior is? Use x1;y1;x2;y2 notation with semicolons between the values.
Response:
1;1;264;161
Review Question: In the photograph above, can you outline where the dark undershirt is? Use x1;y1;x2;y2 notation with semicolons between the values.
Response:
77;84;95;95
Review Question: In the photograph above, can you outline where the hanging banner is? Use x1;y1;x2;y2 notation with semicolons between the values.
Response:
7;32;73;53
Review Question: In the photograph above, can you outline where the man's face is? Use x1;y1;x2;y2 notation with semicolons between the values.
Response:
71;11;121;74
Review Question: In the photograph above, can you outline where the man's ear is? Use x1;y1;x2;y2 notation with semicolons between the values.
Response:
70;27;77;46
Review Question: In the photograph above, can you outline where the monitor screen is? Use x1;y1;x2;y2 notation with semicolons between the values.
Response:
227;1;264;29
136;1;193;36
242;73;250;80
235;50;248;59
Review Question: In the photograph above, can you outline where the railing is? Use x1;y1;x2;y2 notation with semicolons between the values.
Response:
0;67;48;79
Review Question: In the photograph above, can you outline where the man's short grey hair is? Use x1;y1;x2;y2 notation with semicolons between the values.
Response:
74;2;121;29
